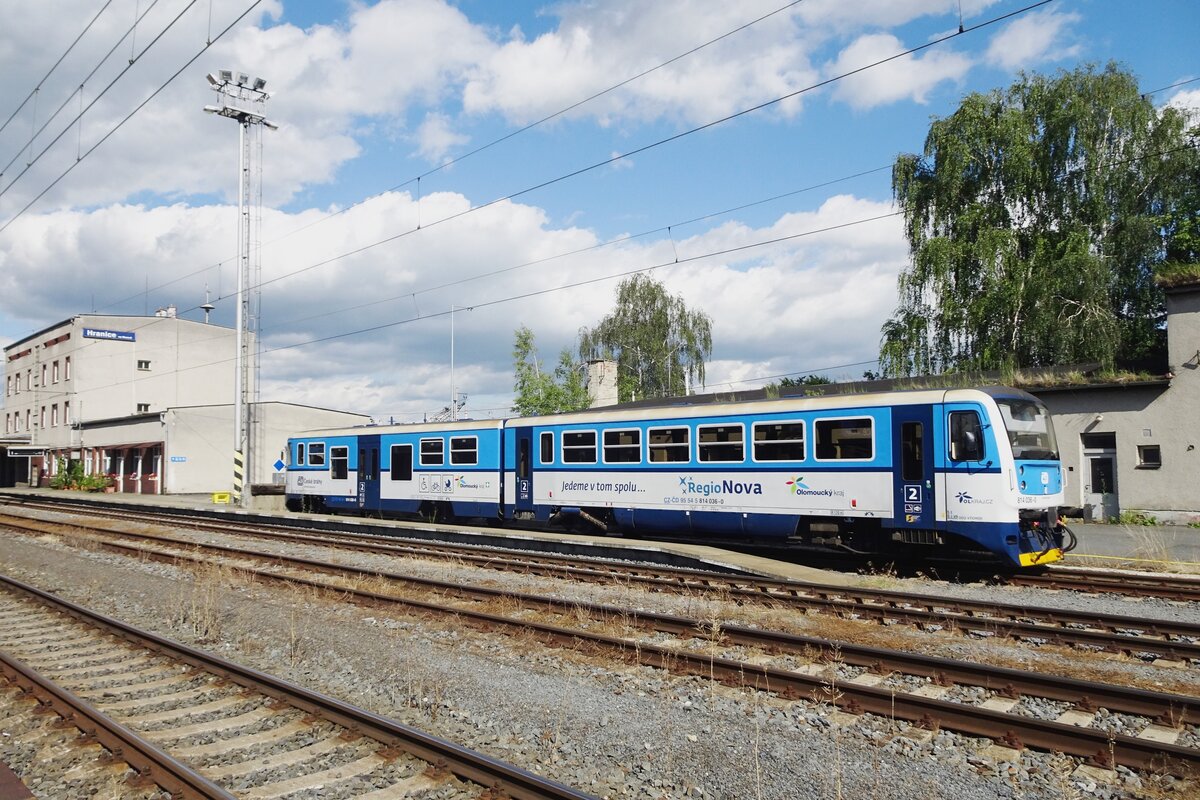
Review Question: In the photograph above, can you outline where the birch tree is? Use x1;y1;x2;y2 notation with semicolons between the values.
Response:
880;63;1199;376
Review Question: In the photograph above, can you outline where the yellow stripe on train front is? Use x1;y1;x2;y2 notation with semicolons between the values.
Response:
1020;548;1063;567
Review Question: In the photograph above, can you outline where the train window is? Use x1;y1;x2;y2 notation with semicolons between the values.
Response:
648;427;690;463
450;436;478;465
949;412;983;462
814;418;873;460
698;424;744;462
330;446;349;479
753;421;805;461
296;442;307;465
390;444;413;481
540;432;554;464
603;429;641;463
562;430;597;463
420;438;444;466
308;442;326;466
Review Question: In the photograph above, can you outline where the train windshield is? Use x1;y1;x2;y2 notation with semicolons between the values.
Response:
996;399;1059;460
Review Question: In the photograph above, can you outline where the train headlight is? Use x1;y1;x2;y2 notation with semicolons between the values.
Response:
1019;480;1027;491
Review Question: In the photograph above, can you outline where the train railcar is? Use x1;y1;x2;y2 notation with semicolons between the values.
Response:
286;420;503;519
285;386;1069;567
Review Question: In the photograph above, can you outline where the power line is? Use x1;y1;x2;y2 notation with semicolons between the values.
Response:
260;0;813;246
0;0;181;199
0;0;265;235
0;0;116;139
234;1;1053;303
80;0;816;316
266;164;892;331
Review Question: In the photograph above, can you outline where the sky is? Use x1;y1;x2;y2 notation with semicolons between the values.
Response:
0;0;1196;422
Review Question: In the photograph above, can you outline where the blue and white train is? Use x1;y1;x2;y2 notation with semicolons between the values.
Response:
285;386;1070;568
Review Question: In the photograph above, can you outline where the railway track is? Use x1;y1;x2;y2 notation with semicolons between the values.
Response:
2;510;1198;780
0;572;594;799
1005;565;1200;603
3;500;1198;663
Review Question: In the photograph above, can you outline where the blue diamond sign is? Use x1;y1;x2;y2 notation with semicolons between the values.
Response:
273;459;286;472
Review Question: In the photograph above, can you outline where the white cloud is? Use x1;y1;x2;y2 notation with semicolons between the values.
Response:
828;33;972;109
1165;87;1200;113
0;189;906;420
416;113;469;163
984;9;1081;71
462;0;822;125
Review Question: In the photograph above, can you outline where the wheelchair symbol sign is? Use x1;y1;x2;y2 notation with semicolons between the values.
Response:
904;485;922;503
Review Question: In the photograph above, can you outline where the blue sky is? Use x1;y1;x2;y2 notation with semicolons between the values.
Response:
0;0;1196;421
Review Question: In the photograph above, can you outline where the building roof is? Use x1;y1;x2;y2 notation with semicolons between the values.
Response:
3;312;233;353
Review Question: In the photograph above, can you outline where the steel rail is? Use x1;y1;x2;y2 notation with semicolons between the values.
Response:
5;501;1198;644
0;573;596;800
1007;568;1200;603
8;518;1199;776
7;512;1196;664
0;649;237;799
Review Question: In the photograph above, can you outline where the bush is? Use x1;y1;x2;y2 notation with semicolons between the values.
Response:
1115;510;1158;526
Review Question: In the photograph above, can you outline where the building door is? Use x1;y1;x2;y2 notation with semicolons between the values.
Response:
1081;433;1118;520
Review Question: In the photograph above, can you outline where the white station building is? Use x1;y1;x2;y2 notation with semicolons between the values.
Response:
1;309;368;494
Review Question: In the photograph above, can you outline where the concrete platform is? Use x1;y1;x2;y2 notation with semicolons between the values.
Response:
0;488;856;585
1064;522;1200;568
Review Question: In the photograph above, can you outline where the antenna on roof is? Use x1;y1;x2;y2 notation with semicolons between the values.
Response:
200;284;215;324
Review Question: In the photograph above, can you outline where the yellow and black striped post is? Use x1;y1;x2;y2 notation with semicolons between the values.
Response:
232;450;245;503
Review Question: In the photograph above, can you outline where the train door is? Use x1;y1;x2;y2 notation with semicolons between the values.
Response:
514;427;534;513
892;405;935;529
358;434;381;512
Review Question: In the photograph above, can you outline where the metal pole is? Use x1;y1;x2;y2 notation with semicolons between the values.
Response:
450;307;455;422
233;119;248;506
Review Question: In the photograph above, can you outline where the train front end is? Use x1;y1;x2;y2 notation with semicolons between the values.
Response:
993;394;1070;567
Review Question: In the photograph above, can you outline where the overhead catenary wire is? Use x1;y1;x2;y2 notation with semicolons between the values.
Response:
15;209;902;405
229;0;1055;305
0;0;116;141
0;0;171;195
0;0;265;235
78;0;822;316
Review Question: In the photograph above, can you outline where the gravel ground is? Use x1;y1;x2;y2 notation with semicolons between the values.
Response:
1;528;1186;799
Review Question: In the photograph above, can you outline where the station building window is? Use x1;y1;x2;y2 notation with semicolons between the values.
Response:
1137;445;1162;469
330;446;349;480
562;430;597;463
52;361;59;383
51;405;59;427
814;418;874;460
308;442;326;466
41;364;46;386
40;406;46;429
698;424;744;463
137;403;150;413
63;401;70;426
64;356;71;380
450;436;478;465
5;375;10;396
603;429;641;463
420;438;444;466
648;427;689;463
137;360;151;371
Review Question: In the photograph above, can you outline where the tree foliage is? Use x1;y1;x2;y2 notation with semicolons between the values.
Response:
512;326;591;416
578;274;713;402
880;63;1200;377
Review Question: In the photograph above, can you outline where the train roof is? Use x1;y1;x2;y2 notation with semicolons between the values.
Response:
287;386;1044;439
514;385;1035;427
